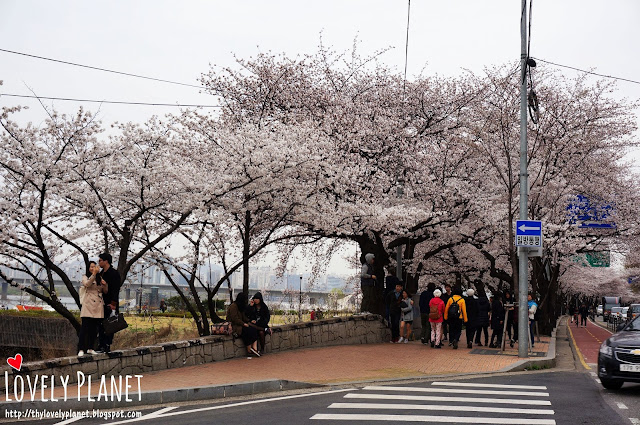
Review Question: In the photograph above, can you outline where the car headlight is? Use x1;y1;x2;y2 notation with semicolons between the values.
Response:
600;342;613;357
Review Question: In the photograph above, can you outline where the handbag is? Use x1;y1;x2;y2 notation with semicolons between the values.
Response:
103;311;128;335
211;321;233;336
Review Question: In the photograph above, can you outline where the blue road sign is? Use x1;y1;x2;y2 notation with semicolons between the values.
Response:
515;220;542;247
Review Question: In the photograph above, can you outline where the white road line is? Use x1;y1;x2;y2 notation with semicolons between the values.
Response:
107;407;177;425
53;417;84;425
589;372;597;377
432;382;547;390
311;413;556;424
345;393;552;406
595;379;601;384
102;389;350;424
617;402;629;410
363;385;549;397
629;418;640;425
328;402;554;415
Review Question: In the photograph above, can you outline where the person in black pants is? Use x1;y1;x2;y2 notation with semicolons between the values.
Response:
386;282;404;343
97;253;122;353
579;303;588;327
475;292;490;346
465;289;478;349
440;284;452;342
489;293;505;348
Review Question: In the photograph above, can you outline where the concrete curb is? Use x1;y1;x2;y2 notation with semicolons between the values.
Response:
498;318;559;373
0;379;322;416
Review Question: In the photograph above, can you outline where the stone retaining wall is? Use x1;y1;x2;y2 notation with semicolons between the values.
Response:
0;314;389;390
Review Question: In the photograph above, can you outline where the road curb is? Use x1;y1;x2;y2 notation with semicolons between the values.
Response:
497;317;559;373
0;379;322;416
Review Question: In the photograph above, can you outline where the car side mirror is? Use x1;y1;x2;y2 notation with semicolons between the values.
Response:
617;323;626;332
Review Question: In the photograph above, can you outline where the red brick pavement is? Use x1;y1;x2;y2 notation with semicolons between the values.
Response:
0;336;550;401
568;318;612;366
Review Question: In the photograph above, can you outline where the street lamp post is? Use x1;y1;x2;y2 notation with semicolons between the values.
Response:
299;275;303;321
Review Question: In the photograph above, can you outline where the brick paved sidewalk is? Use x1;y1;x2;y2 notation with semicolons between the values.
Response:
43;335;549;399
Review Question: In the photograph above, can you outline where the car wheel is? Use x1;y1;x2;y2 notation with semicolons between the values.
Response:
600;378;624;390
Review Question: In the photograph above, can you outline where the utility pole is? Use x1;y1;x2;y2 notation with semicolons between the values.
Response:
517;0;530;358
299;275;303;321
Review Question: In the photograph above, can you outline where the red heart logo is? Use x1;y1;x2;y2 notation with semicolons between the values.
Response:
7;354;23;371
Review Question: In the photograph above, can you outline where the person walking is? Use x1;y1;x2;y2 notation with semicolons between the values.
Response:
579;303;588;328
444;286;467;349
97;253;121;353
399;290;414;343
386;281;404;343
227;292;260;357
441;284;452;341
419;283;436;344
429;289;446;348
77;261;108;356
504;291;518;347
475;292;490;346
528;293;538;348
489;293;505;348
465;289;478;349
247;292;271;354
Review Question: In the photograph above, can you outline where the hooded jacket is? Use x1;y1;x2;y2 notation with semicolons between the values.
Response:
360;253;376;287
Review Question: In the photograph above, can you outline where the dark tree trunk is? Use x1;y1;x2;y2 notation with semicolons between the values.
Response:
355;233;389;316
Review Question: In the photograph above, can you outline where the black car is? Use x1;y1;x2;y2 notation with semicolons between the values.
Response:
598;315;640;389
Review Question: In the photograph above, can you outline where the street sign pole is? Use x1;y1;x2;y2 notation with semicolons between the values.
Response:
518;0;530;359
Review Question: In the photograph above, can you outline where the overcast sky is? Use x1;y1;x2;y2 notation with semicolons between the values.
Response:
1;0;638;274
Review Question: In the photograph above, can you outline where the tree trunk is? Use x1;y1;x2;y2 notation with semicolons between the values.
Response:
242;210;251;295
355;233;389;316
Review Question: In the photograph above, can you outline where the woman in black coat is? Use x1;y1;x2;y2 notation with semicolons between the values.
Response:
490;293;505;348
247;292;271;354
474;293;490;346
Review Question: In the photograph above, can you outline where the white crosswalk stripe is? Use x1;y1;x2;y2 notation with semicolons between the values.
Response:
310;381;556;424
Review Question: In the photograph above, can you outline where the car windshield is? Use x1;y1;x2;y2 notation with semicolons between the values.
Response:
632;305;640;313
625;316;640;331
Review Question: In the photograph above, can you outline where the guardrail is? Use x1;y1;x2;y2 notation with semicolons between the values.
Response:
607;315;628;332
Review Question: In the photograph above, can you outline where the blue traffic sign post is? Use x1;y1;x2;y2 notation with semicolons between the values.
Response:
515;220;542;248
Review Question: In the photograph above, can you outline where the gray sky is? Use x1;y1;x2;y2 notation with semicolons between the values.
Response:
1;0;639;274
1;0;638;129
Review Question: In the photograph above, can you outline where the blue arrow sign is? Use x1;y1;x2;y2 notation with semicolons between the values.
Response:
515;220;542;247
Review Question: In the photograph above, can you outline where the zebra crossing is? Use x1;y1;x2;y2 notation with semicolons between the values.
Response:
310;381;556;424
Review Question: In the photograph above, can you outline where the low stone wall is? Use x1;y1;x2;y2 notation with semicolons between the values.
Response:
0;314;389;390
0;315;77;359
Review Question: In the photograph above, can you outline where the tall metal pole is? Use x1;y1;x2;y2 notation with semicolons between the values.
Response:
517;0;530;358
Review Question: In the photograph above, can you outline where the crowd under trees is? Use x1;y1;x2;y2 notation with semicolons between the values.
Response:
1;46;639;336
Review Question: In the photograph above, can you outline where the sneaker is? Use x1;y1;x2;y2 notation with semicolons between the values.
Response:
510;340;515;348
420;338;426;344
249;348;261;357
467;342;473;349
87;349;97;355
435;344;442;349
398;337;404;343
453;341;458;349
404;339;408;344
77;350;84;357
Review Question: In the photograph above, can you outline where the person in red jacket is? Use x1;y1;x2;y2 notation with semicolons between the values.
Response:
429;289;446;348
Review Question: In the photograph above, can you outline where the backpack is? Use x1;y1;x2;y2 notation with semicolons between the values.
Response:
429;304;441;321
448;298;461;320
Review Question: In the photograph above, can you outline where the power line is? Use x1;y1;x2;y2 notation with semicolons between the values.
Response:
402;0;411;96
534;57;640;86
0;93;222;108
0;47;202;89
